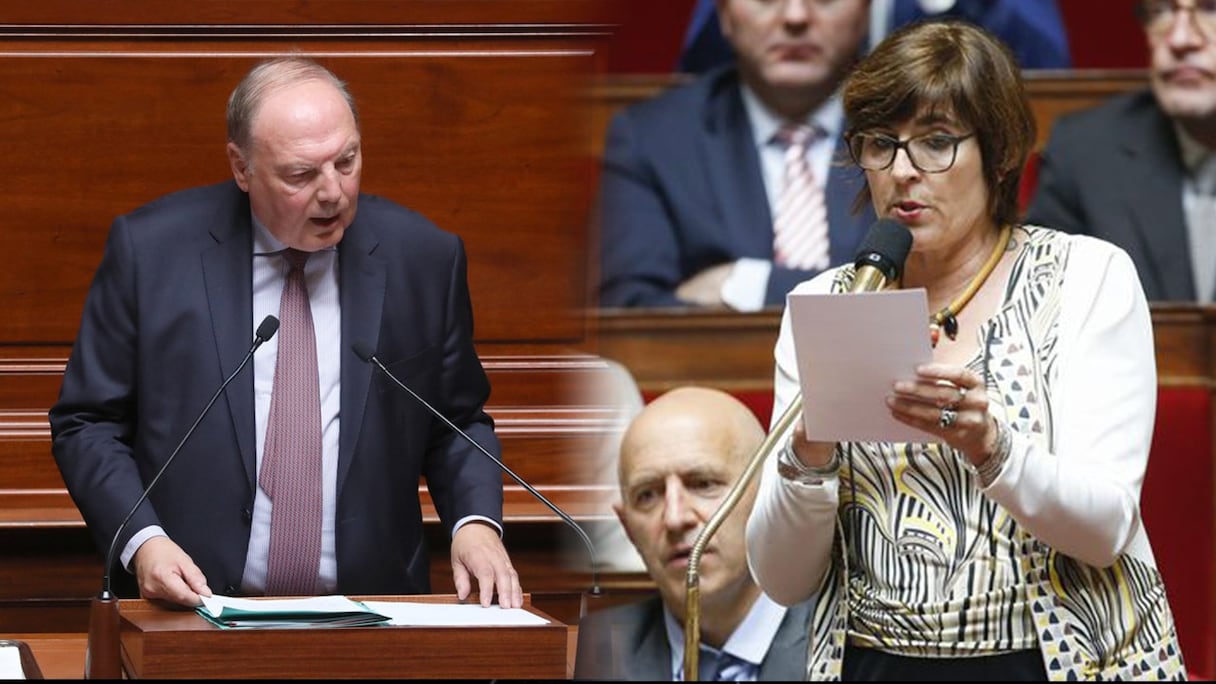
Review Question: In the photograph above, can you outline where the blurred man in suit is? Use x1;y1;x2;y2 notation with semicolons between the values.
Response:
597;0;874;310
574;387;813;680
680;0;1071;73
49;56;521;608
1027;0;1216;301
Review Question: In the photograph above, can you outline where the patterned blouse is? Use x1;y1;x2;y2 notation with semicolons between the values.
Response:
756;226;1188;681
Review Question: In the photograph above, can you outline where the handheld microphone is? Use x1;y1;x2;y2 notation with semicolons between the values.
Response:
350;342;602;609
849;218;914;293
86;315;279;679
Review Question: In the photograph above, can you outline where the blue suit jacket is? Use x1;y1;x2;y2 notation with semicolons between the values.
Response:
574;594;813;681
596;65;874;308
1026;90;1195;301
49;181;503;596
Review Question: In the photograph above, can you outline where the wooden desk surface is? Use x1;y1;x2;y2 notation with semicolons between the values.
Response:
1;634;83;680
5;631;580;680
3;593;583;680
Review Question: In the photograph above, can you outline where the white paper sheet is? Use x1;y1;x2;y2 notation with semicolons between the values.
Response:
0;644;25;680
788;289;936;443
198;594;369;616
361;601;551;627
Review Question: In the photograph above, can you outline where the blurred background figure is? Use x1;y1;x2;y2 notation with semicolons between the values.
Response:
678;0;1071;73
1027;0;1216;301
597;0;874;310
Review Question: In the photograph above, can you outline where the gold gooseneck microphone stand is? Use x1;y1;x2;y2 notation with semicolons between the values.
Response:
682;393;804;682
681;218;911;680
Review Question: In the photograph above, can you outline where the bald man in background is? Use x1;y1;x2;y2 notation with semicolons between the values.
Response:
574;387;813;681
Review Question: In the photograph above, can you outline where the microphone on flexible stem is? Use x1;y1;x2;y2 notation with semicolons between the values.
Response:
350;342;602;615
681;218;913;681
85;315;279;679
849;218;914;293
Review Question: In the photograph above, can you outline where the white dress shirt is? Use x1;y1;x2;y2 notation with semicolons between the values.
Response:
664;591;787;682
1176;124;1216;303
241;218;342;594
720;86;845;312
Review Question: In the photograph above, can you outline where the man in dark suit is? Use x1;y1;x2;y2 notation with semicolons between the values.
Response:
48;57;521;608
1026;1;1216;302
575;387;812;680
597;0;874;310
679;0;1072;73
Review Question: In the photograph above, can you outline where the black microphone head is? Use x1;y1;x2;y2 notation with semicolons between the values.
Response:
351;341;375;363
854;219;913;282
256;315;280;342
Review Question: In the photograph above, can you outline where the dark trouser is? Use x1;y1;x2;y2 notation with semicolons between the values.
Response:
842;644;1047;681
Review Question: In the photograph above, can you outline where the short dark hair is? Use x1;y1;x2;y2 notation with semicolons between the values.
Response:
842;21;1035;228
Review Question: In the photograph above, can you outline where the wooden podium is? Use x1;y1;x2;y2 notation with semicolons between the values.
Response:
112;595;566;679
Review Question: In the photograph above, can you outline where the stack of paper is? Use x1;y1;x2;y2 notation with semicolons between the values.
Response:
197;595;390;629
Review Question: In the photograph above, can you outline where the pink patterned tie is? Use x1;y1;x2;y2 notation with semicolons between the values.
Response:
260;248;323;596
772;124;831;271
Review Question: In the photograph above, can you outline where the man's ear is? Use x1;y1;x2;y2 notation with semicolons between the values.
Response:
613;502;636;546
227;142;252;191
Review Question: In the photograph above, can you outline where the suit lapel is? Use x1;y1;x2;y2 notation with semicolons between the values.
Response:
826;138;874;266
337;217;385;496
200;184;257;488
700;72;774;255
701;72;871;264
629;597;674;680
758;599;812;680
1117;104;1194;299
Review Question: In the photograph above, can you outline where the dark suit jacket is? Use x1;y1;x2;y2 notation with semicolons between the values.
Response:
596;65;874;308
49;180;503;597
573;595;813;681
680;0;1071;73
1026;89;1197;301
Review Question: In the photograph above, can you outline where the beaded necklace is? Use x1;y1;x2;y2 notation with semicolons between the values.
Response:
928;224;1012;348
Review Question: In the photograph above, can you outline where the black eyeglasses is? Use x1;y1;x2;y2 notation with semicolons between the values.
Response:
846;132;975;174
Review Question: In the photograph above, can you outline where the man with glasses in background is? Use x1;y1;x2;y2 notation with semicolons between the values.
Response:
1027;0;1216;302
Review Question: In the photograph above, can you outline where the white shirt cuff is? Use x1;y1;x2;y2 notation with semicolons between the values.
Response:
720;258;772;312
452;515;503;538
120;525;168;572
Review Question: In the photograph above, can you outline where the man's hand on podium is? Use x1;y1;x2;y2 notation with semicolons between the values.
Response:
450;521;522;609
133;536;212;607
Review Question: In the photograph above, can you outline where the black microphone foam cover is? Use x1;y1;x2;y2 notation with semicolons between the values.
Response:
256;315;280;343
854;218;914;282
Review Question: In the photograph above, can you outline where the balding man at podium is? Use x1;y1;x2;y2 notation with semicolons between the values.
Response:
49;56;521;610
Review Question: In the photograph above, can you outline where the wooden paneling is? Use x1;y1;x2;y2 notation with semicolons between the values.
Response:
0;1;615;26
595;304;1216;410
1;44;601;344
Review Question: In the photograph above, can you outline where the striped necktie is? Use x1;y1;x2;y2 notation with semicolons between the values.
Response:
772;123;831;271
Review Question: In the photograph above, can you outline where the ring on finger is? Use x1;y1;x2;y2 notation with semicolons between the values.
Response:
939;407;958;428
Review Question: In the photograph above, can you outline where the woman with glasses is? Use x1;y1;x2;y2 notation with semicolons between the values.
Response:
746;20;1187;681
